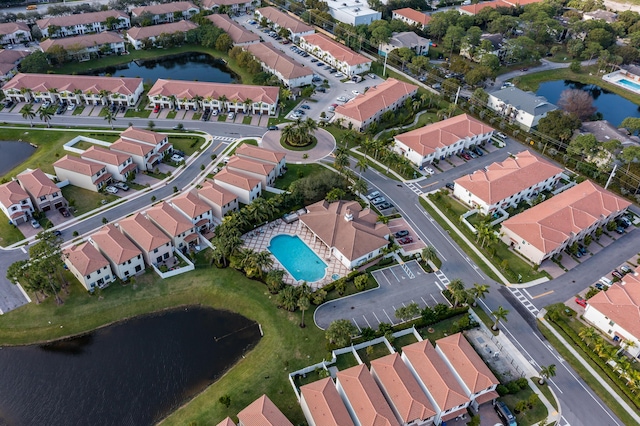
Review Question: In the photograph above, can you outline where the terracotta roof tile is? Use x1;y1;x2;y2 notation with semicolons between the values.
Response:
300;200;389;262
300;377;354;426
145;201;194;237
247;42;314;80
501;180;631;255
127;21;197;40
206;14;260;44
335;78;418;123
121;126;167;146
237;394;293;426
203;0;251;6
63;242;110;276
392;8;431;26
82;145;131;166
370;353;436;423
235;144;285;163
118;212;172;252
301;33;371;66
17;168;59;198
214;168;261;191
40;32;123;52
198;180;238;206
90;224;142;264
436;333;499;394
4;73;142;96
0;180;30;208
395;114;494;156
54;155;105;177
132;1;198;16
0;21;30;35
171;190;211;219
36;10;128;30
454;151;562;204
215;417;236;426
336;364;399;426
401;340;470;411
256;7;313;34
148;79;279;105
110;138;155;156
227;156;275;177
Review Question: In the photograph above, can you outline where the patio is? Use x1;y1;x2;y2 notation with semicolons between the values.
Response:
242;219;349;289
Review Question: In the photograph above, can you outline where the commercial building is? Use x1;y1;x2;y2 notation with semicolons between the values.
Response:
487;86;558;130
246;42;314;88
300;33;372;76
89;224;145;280
37;10;130;38
126;21;198;50
206;14;260;46
393;114;494;167
326;0;381;26
255;7;314;41
500;180;631;265
63;242;115;291
16;168;67;212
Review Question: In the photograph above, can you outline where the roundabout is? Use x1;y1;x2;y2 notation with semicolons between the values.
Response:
260;127;336;163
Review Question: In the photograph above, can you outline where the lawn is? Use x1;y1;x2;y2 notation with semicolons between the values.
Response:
166;111;177;119
0;266;327;426
242;116;252;125
279;135;318;151
169;136;205;156
421;195;549;283
350;150;406;180
61;185;117;216
393;332;418;350
500;385;547;425
0;219;25;247
335;351;359;371
418;313;468;343
72;106;85;116
192;112;202;121
357;342;393;366
273;163;328;191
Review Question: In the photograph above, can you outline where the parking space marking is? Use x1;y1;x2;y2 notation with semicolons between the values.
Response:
372;312;381;325
352;319;361;333
376;271;392;286
430;294;440;304
383;309;394;324
421;297;428;307
389;268;400;282
362;315;372;328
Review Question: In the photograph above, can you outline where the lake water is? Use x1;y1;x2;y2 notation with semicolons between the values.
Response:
0;307;260;426
91;53;238;84
536;80;640;127
0;141;36;177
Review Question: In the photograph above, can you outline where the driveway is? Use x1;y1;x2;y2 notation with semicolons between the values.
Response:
314;260;448;330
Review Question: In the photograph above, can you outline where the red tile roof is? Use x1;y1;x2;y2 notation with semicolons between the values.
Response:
235;144;285;163
145;202;194;237
395;114;494;156
148;79;279;105
216;417;236;426
82;145;131;167
90;224;142;264
256;7;314;34
392;8;431;26
36;10;128;30
370;353;436;423
54;155;105;177
118;212;171;252
64;242;110;276
198;180;238;206
0;180;29;207
127;20;198;40
300;377;355;426
0;21;30;35
501;180;631;255
436;333;499;394
454;150;562;204
336;364;400;426
227;156;275;177
247;42;314;80
4;73;142;96
237;394;293;426
214;168;261;191
335;78;418;123
110;138;155;157
40;32;124;52
17;168;59;198
132;1;198;16
301;33;371;66
206;14;260;44
171;190;211;219
121;126;167;146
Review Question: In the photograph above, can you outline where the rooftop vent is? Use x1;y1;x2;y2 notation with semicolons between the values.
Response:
344;209;353;222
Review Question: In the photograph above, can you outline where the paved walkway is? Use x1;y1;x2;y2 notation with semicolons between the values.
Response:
260;128;335;163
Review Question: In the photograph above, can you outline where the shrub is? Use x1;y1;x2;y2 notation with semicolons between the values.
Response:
496;384;509;396
515;377;528;389
354;274;368;291
361;327;376;340
506;381;521;394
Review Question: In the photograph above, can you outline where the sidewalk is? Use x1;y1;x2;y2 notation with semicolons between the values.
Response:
538;309;640;425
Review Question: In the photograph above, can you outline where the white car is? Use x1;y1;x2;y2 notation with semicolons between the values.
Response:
368;73;376;79
67;103;75;111
228;112;235;120
171;154;184;163
335;72;344;78
30;219;40;228
337;96;347;102
352;90;360;95
424;167;435;175
105;186;118;194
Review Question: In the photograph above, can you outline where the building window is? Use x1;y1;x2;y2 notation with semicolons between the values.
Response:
609;320;615;326
154;248;158;253
135;265;142;272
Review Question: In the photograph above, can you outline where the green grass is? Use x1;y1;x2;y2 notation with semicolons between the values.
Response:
97;107;108;117
273;163;328;190
218;114;227;122
0;219;25;247
335;351;358;371
357;342;392;367
418;313;468;343
72;106;85;116
192;112;202;121
243;139;258;146
538;319;638;426
471;305;499;335
242;116;252;125
533;379;558;411
124;108;151;119
61;186;117;216
0;266;327;426
500;384;548;425
279;135;318;151
350;150;406;180
422;195;549;283
166;111;177;119
392;333;418;350
169;136;204;157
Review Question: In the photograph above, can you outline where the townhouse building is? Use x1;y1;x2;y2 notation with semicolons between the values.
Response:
37;10;130;38
89;224;145;280
126;21;198;50
206;14;260;46
118;212;174;266
197;180;239;220
300;33;371;76
391;8;431;30
0;180;34;225
235;144;286;176
213;168;261;204
202;0;256;13
39;32;126;61
237;395;293;426
170;190;214;233
53;155;112;192
246;42;313;88
145;202;198;251
17;168;67;212
226;155;277;188
131;2;200;24
81;146;137;182
300;377;354;426
487;86;558;130
0;22;32;45
255;7;314;41
63;242;116;291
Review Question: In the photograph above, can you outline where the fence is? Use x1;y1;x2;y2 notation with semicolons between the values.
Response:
151;248;194;279
63;136;112;154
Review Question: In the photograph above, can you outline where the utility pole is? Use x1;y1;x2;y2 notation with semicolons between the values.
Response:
454;86;461;105
605;163;617;190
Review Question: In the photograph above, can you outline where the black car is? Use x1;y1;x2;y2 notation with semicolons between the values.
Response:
267;125;278;130
378;202;392;210
616;226;625;234
445;183;455;190
394;230;409;238
473;147;484;156
316;87;326;93
53;230;62;237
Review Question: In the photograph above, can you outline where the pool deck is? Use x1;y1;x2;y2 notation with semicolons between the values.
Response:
603;70;640;95
242;219;349;289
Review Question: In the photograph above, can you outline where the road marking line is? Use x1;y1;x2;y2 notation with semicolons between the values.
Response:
430;294;439;304
383;309;393;324
389;268;400;282
352;319;361;333
532;290;554;299
421;297;428;307
372;312;381;325
362;315;372;328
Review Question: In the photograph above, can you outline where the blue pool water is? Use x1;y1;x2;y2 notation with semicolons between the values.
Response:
268;235;327;282
618;78;640;92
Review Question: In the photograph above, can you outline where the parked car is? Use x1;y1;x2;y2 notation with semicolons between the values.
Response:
621;265;632;274
352;90;360;95
317;62;325;67
310;58;318;63
105;186;118;194
316;87;326;93
58;207;70;217
617;218;630;228
367;191;380;200
371;197;386;205
67;103;75;111
578;245;587;255
378;202;392;210
171;154;184;163
460;152;471;160
267;125;278;130
446;183;455;190
294;109;305;115
398;236;413;245
394;230;409;238
153;105;160;113
53;230;62;237
424;167;434;175
473;147;484;156
337;96;347;102
616;226;625;234
612;270;623;279
301;104;310;109
594;283;605;290
496;132;507;140
228;112;235;120
575;297;587;308
30;219;40;228
335;72;344;78
115;182;129;191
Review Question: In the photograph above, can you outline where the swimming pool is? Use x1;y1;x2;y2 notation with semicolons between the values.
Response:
618;78;640;92
267;235;327;282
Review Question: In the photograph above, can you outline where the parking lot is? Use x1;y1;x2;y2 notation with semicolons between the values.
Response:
387;217;426;253
233;15;376;122
314;260;450;330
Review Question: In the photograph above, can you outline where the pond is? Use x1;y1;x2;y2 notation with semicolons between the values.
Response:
90;52;238;84
0;307;260;426
0;141;36;177
536;80;640;127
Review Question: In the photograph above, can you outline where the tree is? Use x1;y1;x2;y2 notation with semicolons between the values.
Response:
325;319;358;347
277;285;298;311
558;89;597;120
469;283;489;307
475;222;496;248
20;104;36;127
265;269;285;294
38;106;54;128
537;110;582;143
567;134;599;160
215;33;233;52
422;245;438;266
147;120;156;130
218;394;231;408
539;364;556;384
104;109;116;129
491;306;509;330
395;302;421;322
19;50;49;73
355;157;368;177
30;230;65;304
298;291;310;327
448;279;467;307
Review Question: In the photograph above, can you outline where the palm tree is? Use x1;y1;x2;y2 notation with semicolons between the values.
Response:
243;98;253;114
254;250;274;279
334;151;350;171
298;293;310;327
20;104;35;127
302;117;317;134
491;306;509;331
476;222;496;248
352;179;368;197
579;327;598;347
38;106;53;128
448;279;467;307
469;283;489;307
104;109;116;129
355;157;368;177
539;364;556;385
277;285;298;311
421;245;438;266
217;94;228;111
